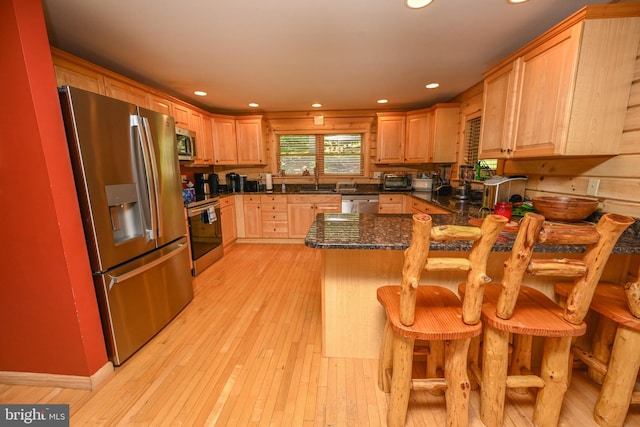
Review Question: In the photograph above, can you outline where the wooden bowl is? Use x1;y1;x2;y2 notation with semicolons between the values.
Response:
531;196;599;222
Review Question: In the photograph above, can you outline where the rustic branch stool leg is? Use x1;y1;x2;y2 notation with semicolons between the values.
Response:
589;316;617;385
445;338;472;427
428;340;445;396
379;320;394;392
509;334;533;394
594;326;640;427
467;335;481;390
533;336;571;427
388;333;415;427
480;325;509;427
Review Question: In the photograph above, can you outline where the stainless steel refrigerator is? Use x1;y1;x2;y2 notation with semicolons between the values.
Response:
59;86;193;365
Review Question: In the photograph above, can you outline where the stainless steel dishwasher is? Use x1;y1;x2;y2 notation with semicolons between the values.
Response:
341;195;379;213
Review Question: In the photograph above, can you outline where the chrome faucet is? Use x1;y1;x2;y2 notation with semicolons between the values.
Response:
314;166;320;190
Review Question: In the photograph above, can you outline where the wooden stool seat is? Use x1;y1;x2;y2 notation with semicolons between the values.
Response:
555;281;640;427
481;284;586;337
377;285;482;341
556;282;640;330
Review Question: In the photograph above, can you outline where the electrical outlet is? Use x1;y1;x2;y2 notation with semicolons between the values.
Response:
373;172;383;179
587;178;600;196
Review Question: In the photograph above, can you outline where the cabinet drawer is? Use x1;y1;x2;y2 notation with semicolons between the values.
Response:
379;204;404;214
379;194;403;204
219;195;235;208
261;212;288;221
410;199;450;214
260;194;287;204
261;204;288;213
262;221;289;238
243;195;261;204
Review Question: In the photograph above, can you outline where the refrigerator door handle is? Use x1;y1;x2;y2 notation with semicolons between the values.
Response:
107;242;188;291
131;115;157;240
140;116;163;238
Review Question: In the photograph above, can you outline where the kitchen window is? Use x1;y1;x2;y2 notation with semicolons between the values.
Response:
277;133;364;176
465;116;497;177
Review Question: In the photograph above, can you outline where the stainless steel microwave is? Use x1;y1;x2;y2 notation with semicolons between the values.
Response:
176;127;196;161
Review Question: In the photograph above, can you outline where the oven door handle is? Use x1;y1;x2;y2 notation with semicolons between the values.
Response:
188;203;220;217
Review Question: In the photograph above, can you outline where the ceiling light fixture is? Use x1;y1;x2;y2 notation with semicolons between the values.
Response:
248;103;259;108
311;103;322;108
377;99;389;104
406;0;433;9
425;83;440;89
507;0;529;4
194;90;207;96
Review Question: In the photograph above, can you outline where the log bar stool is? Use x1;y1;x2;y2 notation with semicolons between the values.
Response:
377;213;507;427
473;212;633;427
555;277;640;425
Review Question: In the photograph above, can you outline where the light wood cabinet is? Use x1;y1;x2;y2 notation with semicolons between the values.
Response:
220;196;237;248
212;117;238;164
53;58;106;94
405;111;431;163
375;113;406;163
172;104;191;129
104;77;149;107
430;105;460;163
242;195;262;238
287;195;340;238
378;194;405;214
480;9;640;159
377;105;459;164
236;116;265;165
260;195;288;238
197;115;215;165
409;197;450;215
149;94;174;116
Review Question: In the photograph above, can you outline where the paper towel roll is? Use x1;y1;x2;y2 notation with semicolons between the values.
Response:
266;173;273;191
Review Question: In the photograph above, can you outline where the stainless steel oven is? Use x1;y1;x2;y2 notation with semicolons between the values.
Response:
186;197;223;275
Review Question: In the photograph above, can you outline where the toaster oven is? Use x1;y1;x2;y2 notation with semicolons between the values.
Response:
383;173;412;191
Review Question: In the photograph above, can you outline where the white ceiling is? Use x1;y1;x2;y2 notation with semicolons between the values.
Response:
42;0;608;114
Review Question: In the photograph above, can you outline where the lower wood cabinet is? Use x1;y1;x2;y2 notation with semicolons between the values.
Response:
220;196;237;247
378;194;405;214
287;195;340;238
242;195;263;238
409;197;450;215
260;195;288;238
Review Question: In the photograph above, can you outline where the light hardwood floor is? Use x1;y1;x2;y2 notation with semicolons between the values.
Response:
1;243;639;426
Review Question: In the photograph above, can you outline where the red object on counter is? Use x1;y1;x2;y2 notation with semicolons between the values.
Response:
494;202;513;221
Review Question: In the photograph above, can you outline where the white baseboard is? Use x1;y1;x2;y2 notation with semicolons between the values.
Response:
0;361;114;390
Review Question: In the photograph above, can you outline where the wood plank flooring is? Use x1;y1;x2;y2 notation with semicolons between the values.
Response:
1;243;639;426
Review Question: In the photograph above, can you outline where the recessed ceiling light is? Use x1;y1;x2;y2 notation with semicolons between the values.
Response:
377;99;389;104
406;0;433;9
248;103;259;108
507;0;529;3
194;91;207;96
425;83;440;89
312;103;322;108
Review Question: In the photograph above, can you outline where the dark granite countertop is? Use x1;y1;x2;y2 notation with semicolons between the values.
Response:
304;194;640;254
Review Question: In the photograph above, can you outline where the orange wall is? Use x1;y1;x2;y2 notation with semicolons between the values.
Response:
0;0;107;375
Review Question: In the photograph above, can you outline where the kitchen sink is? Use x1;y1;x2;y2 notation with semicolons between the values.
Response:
301;189;336;194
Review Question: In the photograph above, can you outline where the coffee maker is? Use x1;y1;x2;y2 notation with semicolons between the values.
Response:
433;164;452;195
194;173;211;197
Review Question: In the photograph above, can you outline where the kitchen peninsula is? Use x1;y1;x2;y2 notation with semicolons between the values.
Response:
305;197;639;359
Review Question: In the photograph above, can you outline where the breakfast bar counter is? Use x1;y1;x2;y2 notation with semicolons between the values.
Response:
305;211;639;359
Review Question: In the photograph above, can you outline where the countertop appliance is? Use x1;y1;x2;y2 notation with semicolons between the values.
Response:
176;127;196;161
194;173;219;197
453;165;475;200
482;176;528;209
341;195;379;213
433;164;452;195
383;173;412;191
59;86;193;365
412;178;433;192
226;172;239;193
185;197;223;275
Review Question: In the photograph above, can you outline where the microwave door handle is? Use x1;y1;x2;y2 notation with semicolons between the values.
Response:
141;116;162;238
130;115;157;240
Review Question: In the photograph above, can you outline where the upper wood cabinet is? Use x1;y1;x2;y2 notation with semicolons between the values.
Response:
212;117;238;164
53;57;106;94
104;77;149;107
197;115;215;164
148;94;174;117
480;7;640;159
377;104;459;164
235;116;265;165
376;113;406;163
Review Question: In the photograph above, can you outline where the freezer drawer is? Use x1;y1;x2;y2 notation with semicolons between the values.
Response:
94;237;193;365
